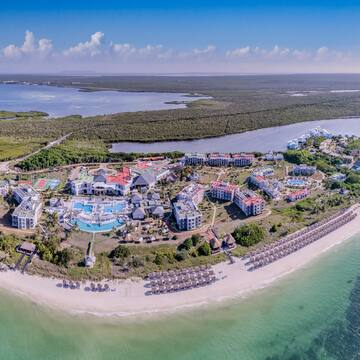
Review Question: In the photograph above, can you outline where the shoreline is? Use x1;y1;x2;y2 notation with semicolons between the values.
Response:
109;116;360;154
0;207;359;319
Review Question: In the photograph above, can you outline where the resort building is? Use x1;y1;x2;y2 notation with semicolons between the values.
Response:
231;153;255;167
11;185;42;230
184;152;254;167
286;188;310;202
207;153;231;167
210;181;238;201
253;166;274;177
248;175;282;199
130;192;143;205
177;183;205;205
13;184;40;204
132;173;156;190
0;180;9;197
172;199;202;231
131;160;171;184
291;164;317;176
173;183;204;231
70;167;133;196
132;207;146;220
330;173;347;182
184;153;207;166
223;233;236;249
234;189;265;216
263;152;284;161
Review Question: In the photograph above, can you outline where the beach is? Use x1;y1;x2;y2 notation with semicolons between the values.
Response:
0;206;359;318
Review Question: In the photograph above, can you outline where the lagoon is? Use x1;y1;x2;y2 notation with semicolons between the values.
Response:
0;83;205;117
111;117;360;154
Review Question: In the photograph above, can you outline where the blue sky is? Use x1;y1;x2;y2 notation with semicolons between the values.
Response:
0;1;359;73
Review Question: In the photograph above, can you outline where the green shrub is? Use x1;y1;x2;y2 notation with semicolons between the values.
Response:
197;242;211;256
54;248;73;268
232;223;265;247
191;234;201;246
109;245;130;259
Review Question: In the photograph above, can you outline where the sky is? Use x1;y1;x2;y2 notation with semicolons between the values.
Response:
1;0;360;74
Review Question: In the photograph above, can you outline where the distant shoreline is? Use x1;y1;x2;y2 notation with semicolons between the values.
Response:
0;206;359;318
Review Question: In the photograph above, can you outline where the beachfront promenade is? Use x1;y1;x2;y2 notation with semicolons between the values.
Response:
245;207;357;271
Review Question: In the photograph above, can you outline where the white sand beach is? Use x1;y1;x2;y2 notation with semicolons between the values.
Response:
0;206;359;318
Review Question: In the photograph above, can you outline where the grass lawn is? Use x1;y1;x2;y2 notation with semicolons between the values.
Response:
0;137;48;161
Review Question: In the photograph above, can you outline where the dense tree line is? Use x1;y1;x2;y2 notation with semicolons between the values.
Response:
18;145;184;171
3;75;360;144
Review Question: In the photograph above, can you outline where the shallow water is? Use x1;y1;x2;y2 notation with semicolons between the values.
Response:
111;117;360;153
0;234;359;359
0;84;205;117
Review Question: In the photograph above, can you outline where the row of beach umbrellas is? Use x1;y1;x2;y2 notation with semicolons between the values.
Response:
249;212;356;270
246;208;350;259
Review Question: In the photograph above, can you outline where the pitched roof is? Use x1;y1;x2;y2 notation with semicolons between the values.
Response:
93;174;107;183
132;173;156;187
210;238;221;249
132;207;146;218
131;193;143;203
152;206;164;216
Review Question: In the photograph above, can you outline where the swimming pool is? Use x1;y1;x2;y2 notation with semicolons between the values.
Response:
103;203;126;214
71;219;125;233
286;178;307;187
73;202;93;214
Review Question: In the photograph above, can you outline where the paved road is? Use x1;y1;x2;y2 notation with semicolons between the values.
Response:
0;133;72;174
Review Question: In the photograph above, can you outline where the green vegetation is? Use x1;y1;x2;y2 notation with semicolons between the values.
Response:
0;233;21;258
197;242;211;256
232;223;265;247
0;137;48;161
53;248;73;268
2;74;360;148
277;194;348;223
0;110;47;119
18;140;184;171
284;150;339;175
109;244;130;259
345;138;360;153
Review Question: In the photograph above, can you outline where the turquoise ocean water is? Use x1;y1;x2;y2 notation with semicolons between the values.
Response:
1;234;360;360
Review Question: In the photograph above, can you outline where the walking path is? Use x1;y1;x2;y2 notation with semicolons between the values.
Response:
0;133;72;174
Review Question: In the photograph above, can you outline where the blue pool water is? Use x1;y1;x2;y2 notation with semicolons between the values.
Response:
103;203;125;213
73;202;93;214
74;201;125;214
287;179;306;186
72;219;124;233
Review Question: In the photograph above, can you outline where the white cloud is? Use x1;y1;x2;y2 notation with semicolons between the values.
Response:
316;46;329;60
192;45;216;55
0;30;356;73
3;30;53;59
111;43;164;60
3;44;22;59
292;49;311;61
63;32;104;57
226;46;251;57
266;45;290;58
226;45;290;59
